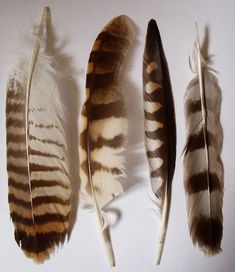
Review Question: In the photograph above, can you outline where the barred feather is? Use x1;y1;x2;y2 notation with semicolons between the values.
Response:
143;19;176;265
6;7;71;262
79;15;134;266
183;25;224;255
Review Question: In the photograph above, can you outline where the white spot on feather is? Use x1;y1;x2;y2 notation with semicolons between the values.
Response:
145;81;161;94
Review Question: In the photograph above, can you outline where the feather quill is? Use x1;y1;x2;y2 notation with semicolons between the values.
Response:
183;24;224;255
143;19;176;265
79;15;134;266
6;7;71;262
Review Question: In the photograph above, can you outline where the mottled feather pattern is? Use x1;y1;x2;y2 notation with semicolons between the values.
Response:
79;15;134;266
6;8;71;262
143;19;176;265
184;68;224;256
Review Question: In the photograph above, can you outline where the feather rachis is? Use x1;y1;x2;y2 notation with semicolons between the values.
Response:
143;19;176;265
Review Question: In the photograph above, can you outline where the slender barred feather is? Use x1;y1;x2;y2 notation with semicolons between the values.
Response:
183;25;224;255
6;7;71;262
143;19;176;265
79;15;134;266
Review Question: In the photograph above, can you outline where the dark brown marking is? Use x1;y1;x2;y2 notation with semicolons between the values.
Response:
185;129;214;154
29;135;65;149
29;147;64;161
192;216;222;252
7;163;27;175
11;211;69;226
15;230;67;255
8;178;29;192
185;172;222;194
32;196;70;207
90;101;125;120
91;134;125;150
31;179;69;190
29;163;68;177
7;132;25;144
185;99;202;116
7;148;26;158
9;193;31;209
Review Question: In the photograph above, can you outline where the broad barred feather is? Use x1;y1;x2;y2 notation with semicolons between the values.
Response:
183;25;224;256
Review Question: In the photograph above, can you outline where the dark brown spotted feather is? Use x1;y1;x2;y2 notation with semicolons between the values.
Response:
79;16;134;266
6;7;71;263
143;19;176;265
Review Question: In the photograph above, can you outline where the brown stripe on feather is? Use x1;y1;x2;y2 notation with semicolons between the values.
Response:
8;178;29;191
192;216;222;253
15;230;67;254
7;148;26;158
91;161;123;176
185;99;202;116
90;134;125;150
32;196;70;207
185;172;222;194
147;145;165;158
31;179;69;189
11;211;69;226
86;72;116;89
144;108;165;121
29;163;68;176
34;123;59;129
6;102;24;114
9;193;31;209
29;147;65;161
6;117;25;128
7;132;25;143
145;128;166;140
185;129;214;154
7;163;27;175
90;101;125;120
29;135;65;149
89;50;121;67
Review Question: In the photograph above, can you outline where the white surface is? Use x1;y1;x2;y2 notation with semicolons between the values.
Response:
0;0;235;271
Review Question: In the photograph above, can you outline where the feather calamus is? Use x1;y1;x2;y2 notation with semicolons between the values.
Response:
6;7;71;262
183;24;224;255
79;16;134;266
143;19;176;265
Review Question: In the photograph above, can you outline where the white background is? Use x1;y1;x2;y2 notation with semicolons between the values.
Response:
0;0;235;271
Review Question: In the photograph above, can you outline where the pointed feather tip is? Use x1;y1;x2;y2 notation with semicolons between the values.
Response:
145;19;162;53
147;19;160;37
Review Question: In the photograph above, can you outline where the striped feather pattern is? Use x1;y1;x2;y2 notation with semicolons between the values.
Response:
184;69;224;255
79;15;134;266
6;7;71;262
143;19;176;265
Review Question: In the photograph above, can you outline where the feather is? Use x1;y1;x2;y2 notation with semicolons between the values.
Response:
6;7;71;262
79;15;134;266
142;19;176;265
183;24;224;255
